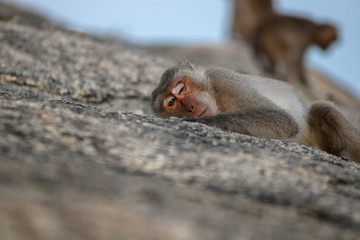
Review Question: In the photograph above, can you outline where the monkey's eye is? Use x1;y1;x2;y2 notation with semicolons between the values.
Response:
173;82;185;95
168;98;175;106
164;96;176;107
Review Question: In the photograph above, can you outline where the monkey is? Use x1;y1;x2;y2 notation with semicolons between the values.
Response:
229;0;337;86
152;61;360;162
231;0;275;41
251;15;338;85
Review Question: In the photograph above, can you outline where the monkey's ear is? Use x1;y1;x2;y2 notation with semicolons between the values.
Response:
178;60;195;70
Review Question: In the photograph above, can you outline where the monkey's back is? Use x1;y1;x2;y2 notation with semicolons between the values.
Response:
254;15;316;52
208;68;309;143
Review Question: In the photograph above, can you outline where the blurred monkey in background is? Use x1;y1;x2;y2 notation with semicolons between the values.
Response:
231;0;274;41
251;15;337;85
231;0;338;86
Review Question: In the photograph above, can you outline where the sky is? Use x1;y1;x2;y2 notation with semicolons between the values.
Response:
5;0;360;98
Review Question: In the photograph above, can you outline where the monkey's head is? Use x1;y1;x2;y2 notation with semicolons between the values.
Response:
151;61;216;118
315;24;337;50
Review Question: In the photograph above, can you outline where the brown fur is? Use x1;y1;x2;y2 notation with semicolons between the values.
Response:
308;101;360;161
231;0;274;41
152;62;360;162
252;15;337;85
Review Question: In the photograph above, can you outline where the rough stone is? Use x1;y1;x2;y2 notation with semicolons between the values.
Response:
0;3;359;240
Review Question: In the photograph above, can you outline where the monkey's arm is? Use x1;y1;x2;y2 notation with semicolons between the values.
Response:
184;108;299;140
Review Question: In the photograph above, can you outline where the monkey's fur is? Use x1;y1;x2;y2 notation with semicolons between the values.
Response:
231;0;274;41
252;15;337;85
152;61;360;162
230;0;337;86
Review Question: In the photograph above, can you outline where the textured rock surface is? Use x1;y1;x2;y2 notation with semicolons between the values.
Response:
0;4;171;114
0;3;360;240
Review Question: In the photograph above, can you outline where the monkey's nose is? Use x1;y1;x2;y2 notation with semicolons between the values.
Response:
186;106;194;112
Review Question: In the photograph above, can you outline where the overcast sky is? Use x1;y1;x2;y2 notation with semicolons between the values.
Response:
5;0;360;98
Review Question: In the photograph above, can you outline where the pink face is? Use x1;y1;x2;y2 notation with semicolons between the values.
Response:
161;77;213;118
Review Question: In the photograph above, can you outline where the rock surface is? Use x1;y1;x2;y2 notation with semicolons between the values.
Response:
0;3;360;240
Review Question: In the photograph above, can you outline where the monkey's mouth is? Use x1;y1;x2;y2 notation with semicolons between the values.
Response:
199;108;208;117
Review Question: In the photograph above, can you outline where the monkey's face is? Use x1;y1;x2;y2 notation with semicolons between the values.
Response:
159;77;214;118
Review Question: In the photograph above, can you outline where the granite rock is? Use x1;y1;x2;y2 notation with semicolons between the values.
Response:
0;3;359;240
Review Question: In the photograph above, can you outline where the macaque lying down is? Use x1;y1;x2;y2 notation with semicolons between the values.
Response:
152;61;360;162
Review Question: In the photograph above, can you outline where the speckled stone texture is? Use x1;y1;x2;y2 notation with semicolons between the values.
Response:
0;3;359;240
